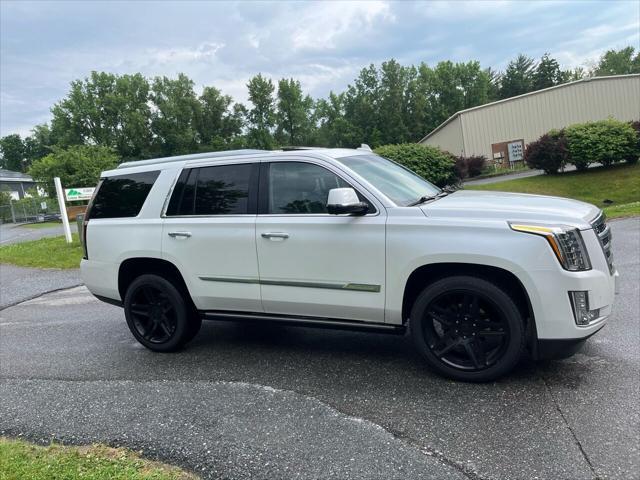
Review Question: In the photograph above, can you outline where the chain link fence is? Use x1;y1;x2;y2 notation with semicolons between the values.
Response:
0;197;61;224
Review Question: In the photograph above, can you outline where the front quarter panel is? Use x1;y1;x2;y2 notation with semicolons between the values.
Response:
385;209;615;340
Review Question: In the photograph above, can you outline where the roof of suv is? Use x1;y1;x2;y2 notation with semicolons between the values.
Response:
115;148;369;171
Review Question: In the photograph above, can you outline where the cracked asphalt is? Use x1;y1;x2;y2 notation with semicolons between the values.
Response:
0;218;638;479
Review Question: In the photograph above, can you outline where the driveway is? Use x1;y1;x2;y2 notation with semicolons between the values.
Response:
0;218;638;479
463;163;601;186
0;222;78;245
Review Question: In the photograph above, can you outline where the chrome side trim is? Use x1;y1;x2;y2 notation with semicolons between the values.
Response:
198;276;381;292
199;276;259;284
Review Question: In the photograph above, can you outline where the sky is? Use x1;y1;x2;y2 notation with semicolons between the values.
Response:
1;0;639;137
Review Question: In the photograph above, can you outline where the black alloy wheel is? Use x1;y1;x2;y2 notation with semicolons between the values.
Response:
424;291;509;370
124;274;197;352
410;276;525;382
129;285;177;344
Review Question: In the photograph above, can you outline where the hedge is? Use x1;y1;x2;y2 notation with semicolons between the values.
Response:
374;143;458;187
564;119;638;170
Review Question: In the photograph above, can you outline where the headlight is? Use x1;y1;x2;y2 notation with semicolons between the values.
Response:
509;223;591;271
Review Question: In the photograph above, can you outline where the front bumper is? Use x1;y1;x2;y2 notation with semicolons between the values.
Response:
535;325;606;360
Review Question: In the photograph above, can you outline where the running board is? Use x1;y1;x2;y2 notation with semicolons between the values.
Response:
201;311;406;335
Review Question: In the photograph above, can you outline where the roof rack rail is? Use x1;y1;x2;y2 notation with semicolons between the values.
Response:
280;146;327;151
117;149;267;169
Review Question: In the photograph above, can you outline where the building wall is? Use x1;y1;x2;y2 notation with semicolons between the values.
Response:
425;115;465;156
421;75;640;160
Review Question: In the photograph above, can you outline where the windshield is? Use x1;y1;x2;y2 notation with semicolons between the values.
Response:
335;154;440;206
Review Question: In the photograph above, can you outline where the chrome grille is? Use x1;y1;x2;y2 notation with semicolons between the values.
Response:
591;212;614;274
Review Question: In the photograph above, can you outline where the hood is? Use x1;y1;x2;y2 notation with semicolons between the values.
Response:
421;190;600;229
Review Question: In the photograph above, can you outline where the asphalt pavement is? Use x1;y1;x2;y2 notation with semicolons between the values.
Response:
0;218;638;479
0;264;81;308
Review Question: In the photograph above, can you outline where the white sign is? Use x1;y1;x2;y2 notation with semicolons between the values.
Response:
64;187;95;201
40;201;47;210
507;141;524;162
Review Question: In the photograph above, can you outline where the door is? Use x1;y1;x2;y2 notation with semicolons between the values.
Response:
162;161;262;312
256;160;386;322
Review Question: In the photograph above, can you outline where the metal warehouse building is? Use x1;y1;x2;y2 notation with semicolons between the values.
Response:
419;74;640;166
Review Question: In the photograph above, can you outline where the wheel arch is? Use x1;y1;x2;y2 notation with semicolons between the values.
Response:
118;257;195;309
401;263;535;335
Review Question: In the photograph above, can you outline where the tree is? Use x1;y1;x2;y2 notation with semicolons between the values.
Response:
196;86;244;150
275;78;314;146
533;53;565;90
246;74;276;149
377;59;409;145
0;134;25;171
315;93;359;148
149;74;200;157
564;67;588;82
344;64;381;146
50;72;152;159
485;67;502;102
499;54;535;98
417;60;493;135
403;66;428;142
28;145;119;197
594;47;640;76
24;124;54;168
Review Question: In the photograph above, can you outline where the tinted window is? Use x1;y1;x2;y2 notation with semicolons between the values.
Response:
267;162;372;214
166;169;196;216
89;171;159;219
167;163;254;216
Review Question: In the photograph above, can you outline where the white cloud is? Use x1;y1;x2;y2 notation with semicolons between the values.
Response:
149;42;225;64
291;1;395;50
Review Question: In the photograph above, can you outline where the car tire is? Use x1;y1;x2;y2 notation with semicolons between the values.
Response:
409;275;526;382
124;274;195;352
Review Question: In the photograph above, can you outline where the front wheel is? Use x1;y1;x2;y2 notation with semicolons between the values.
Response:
410;276;525;382
124;274;196;352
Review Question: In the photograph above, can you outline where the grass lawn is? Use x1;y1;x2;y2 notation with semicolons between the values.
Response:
22;221;62;229
0;437;197;480
467;163;640;219
0;234;83;269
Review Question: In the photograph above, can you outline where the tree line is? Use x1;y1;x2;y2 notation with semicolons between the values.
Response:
1;46;638;172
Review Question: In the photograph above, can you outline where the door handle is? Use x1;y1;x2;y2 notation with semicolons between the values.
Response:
168;231;192;238
261;232;289;239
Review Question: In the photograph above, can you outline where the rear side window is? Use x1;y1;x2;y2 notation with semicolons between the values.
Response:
166;163;257;216
89;171;160;219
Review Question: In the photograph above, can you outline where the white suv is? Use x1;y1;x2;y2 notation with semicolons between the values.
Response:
80;148;618;381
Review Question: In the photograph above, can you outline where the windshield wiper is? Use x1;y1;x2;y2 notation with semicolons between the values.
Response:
407;190;451;206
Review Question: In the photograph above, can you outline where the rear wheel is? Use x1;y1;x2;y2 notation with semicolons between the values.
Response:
410;276;525;382
124;274;198;352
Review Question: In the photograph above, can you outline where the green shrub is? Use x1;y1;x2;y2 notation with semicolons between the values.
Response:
524;130;568;174
374;143;458;187
29;145;119;197
564;119;637;170
628;121;640;164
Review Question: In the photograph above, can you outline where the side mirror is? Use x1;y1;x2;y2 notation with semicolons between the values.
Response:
327;188;369;215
